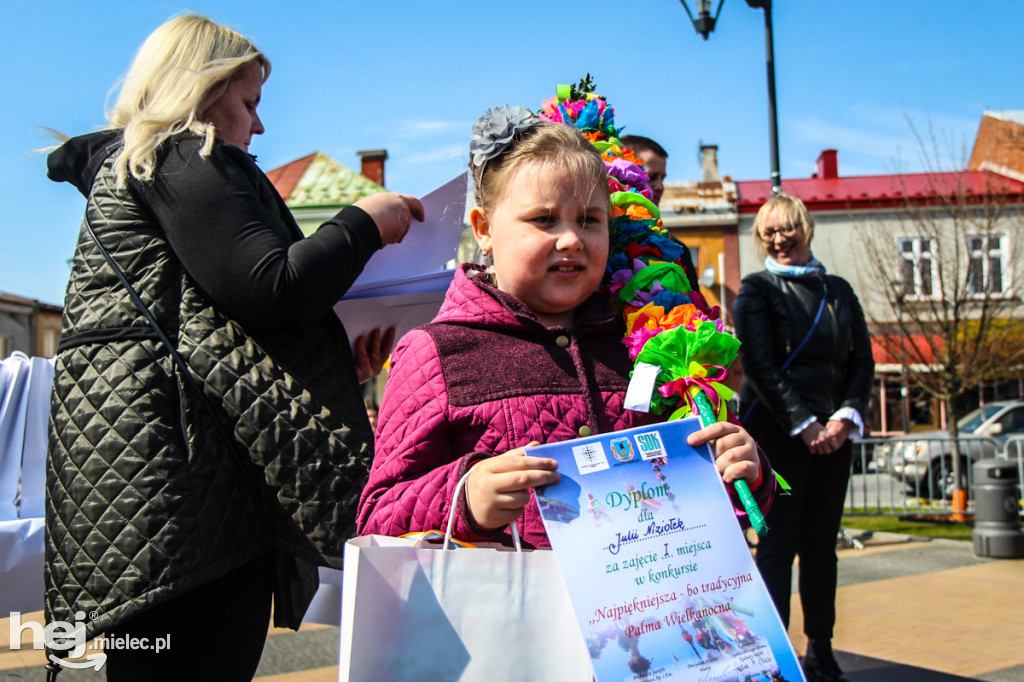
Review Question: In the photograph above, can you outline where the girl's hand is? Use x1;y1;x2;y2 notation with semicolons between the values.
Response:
466;443;560;530
687;422;760;486
354;192;425;245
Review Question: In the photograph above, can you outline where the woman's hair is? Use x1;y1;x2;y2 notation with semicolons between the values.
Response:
752;192;815;254
470;121;609;215
107;13;270;186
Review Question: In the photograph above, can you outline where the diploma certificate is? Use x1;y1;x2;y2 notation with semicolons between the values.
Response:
530;418;804;682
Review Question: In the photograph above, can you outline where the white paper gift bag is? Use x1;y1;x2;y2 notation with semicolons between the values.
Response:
339;475;592;682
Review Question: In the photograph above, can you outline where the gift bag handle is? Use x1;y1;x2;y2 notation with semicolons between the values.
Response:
444;470;522;552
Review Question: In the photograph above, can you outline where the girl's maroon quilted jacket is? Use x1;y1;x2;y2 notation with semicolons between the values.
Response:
356;264;774;548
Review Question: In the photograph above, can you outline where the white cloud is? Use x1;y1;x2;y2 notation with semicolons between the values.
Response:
405;145;466;164
788;105;979;173
394;120;466;139
790;117;915;159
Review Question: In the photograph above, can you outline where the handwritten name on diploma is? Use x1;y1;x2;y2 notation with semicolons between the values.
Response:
603;517;691;555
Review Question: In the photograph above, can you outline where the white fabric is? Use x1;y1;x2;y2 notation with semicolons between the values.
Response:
830;406;865;439
789;414;818;438
0;354;53;617
338;535;592;681
789;409;865;439
18;357;54;518
303;567;343;625
0;517;45;614
0;354;30;520
0;353;54;520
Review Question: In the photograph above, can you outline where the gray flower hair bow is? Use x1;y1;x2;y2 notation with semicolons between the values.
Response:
470;105;538;167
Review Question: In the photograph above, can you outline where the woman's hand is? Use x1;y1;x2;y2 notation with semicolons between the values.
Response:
353;326;396;383
354;192;425;245
825;419;854;449
466;444;560;530
800;421;837;455
688;422;760;486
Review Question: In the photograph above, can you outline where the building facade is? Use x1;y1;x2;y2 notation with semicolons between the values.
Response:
735;146;1024;435
0;292;62;359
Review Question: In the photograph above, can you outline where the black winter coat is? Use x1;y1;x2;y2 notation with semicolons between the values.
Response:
45;131;376;641
732;270;874;434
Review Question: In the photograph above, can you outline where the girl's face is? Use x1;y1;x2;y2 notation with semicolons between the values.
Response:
471;161;609;328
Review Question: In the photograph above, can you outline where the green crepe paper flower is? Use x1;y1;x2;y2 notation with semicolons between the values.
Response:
609;191;659;216
634;321;741;415
616;262;690;305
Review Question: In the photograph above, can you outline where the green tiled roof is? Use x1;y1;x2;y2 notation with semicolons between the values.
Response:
285;152;384;207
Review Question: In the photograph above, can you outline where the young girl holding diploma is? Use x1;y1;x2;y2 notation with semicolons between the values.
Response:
357;107;774;548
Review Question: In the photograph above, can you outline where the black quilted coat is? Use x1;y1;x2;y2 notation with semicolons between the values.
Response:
45;130;375;640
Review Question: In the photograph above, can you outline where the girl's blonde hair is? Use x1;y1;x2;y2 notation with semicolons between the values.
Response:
752;192;815;254
107;13;270;186
471;121;608;215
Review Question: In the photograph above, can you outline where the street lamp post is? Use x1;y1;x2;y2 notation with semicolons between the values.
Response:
679;0;782;196
893;289;911;434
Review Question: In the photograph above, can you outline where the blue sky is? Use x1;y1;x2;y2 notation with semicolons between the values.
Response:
3;1;1022;304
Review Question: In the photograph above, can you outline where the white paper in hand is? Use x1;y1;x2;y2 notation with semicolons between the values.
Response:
352;173;467;287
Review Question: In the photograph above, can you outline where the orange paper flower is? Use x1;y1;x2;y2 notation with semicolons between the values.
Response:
660;304;700;330
625;303;666;335
626;204;654;220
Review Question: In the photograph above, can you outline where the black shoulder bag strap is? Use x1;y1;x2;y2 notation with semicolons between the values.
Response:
80;219;275;519
741;279;828;423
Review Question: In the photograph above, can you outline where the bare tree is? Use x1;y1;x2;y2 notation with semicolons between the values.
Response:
857;133;1024;510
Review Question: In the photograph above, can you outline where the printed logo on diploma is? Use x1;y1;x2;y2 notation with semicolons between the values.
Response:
610;438;636;462
634;430;667;460
572;441;610;474
529;419;805;682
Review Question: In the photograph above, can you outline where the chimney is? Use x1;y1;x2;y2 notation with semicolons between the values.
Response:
700;144;720;182
815;149;838;179
357;149;388;188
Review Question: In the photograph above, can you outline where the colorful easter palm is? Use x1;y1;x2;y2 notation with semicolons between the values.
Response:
539;78;767;536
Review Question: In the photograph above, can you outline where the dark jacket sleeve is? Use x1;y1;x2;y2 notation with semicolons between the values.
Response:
835;277;875;418
732;273;815;433
135;138;382;331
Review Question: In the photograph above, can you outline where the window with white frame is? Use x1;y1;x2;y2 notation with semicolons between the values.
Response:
967;234;1007;296
898;237;935;298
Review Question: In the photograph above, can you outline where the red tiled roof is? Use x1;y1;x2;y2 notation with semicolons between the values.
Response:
736;170;1024;213
265;152;317;201
969;113;1024;177
265;152;384;208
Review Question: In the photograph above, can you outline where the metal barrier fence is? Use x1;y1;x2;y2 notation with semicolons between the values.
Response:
843;435;1024;517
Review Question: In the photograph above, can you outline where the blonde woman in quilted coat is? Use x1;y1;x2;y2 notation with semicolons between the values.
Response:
45;14;421;681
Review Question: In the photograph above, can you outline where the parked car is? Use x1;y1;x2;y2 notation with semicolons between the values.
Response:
873;400;1024;499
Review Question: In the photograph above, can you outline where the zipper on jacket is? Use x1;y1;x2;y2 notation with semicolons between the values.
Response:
825;285;839;413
